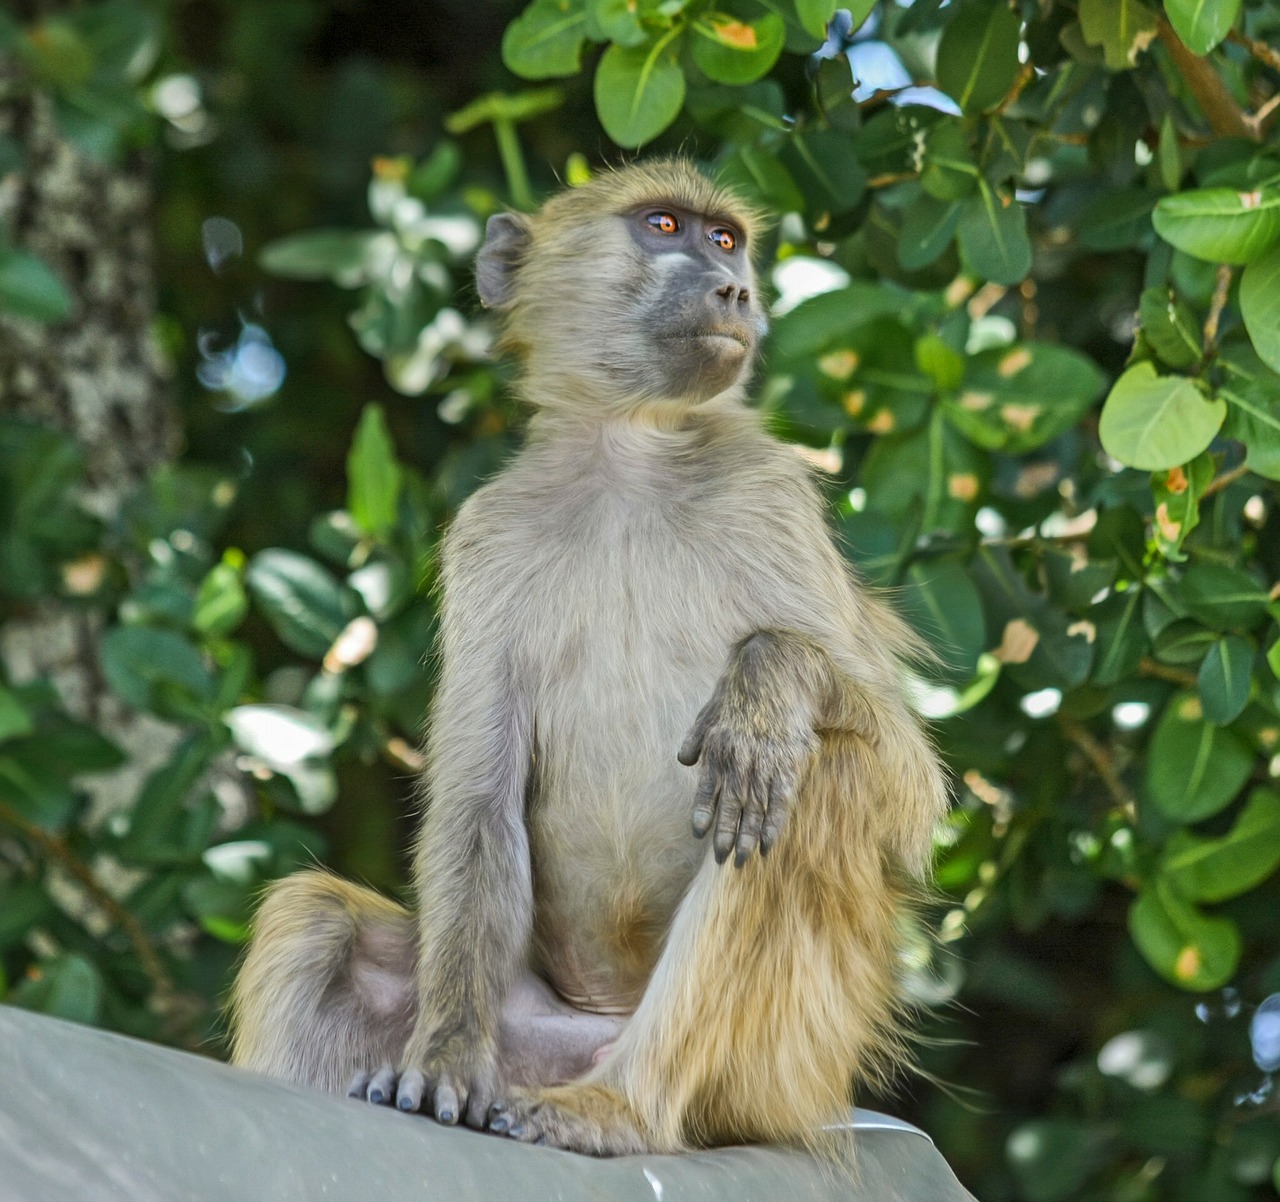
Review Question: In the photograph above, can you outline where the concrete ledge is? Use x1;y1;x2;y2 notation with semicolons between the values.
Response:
0;1005;975;1201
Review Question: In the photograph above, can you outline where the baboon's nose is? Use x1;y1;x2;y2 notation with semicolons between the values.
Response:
713;281;751;310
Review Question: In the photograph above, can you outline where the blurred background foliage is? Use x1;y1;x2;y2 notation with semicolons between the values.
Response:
3;0;1280;1197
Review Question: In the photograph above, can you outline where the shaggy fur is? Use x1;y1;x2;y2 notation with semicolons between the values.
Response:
229;159;948;1155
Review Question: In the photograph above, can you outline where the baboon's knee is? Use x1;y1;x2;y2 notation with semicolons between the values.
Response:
251;870;361;957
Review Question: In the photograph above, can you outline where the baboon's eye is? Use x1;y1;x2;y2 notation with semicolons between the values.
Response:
647;212;680;234
709;228;737;252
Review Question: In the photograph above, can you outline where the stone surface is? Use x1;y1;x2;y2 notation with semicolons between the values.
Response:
0;1005;977;1202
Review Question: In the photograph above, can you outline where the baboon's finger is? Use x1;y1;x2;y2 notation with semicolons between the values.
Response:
434;1081;460;1125
367;1065;397;1106
713;763;747;863
760;774;793;855
677;701;716;765
396;1068;426;1112
345;1070;371;1099
734;772;768;867
691;764;721;838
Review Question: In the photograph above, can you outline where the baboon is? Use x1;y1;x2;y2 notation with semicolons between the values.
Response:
229;159;948;1156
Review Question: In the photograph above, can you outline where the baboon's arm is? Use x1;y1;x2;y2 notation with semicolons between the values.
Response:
393;529;535;1125
679;629;870;866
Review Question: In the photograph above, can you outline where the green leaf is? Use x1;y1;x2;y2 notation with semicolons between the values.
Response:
945;343;1107;453
794;0;847;40
1139;287;1202;369
9;953;103;1025
898;195;962;271
101;626;216;713
259;230;385;282
902;559;986;679
1164;788;1280;903
1147;691;1253;822
957;181;1031;285
193;557;248;638
936;2;1021;115
1078;0;1158;71
346;404;403;539
831;317;933;434
972;546;1095;689
1197;635;1253;725
502;0;588;80
1180;562;1269;631
1129;882;1241;991
1240;244;1280;372
1098;362;1224;470
1164;0;1242;56
119;732;220;860
1222;374;1280;480
0;685;34;744
781;129;867;218
1007;1119;1097;1202
692;13;784;85
1078;188;1157;252
770;282;905;360
914;333;964;393
0;881;53;947
589;0;646;46
1092;588;1149;686
594;33;686;148
920;119;979;201
862;411;986;535
717;143;804;213
246;550;355;659
1151;453;1214;561
0;248;72;323
1153;619;1217;665
1157;113;1182;193
1153;188;1280;265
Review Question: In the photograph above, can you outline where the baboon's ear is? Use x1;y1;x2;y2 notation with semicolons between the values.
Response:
476;213;531;308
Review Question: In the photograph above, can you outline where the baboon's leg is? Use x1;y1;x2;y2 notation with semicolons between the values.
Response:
229;870;625;1097
488;733;910;1155
229;872;417;1094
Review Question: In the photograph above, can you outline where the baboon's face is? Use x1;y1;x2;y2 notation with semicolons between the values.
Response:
476;182;767;410
616;202;765;404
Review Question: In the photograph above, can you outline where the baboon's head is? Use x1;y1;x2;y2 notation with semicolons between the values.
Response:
476;159;766;412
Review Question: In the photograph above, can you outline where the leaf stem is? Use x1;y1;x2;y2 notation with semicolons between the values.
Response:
1203;264;1233;355
493;118;533;212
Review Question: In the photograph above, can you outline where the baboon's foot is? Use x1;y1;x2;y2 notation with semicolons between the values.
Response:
487;1083;653;1156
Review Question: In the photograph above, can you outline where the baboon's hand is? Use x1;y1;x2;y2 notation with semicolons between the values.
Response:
678;683;818;867
348;1038;501;1130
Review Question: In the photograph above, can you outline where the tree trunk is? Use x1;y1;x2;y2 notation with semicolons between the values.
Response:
0;89;181;813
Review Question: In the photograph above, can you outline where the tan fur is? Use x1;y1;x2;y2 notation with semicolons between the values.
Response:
228;159;948;1155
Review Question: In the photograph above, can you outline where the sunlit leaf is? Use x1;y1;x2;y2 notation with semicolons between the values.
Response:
1098;363;1224;470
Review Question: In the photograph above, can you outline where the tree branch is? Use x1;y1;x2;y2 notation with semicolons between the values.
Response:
1227;28;1280;77
1058;715;1136;821
1203;461;1252;499
1138;658;1198;687
1157;15;1258;141
0;800;175;1005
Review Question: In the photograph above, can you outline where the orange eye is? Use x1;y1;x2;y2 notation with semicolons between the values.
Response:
709;228;737;252
648;212;679;234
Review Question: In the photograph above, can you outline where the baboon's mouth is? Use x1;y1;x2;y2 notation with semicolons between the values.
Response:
682;328;752;351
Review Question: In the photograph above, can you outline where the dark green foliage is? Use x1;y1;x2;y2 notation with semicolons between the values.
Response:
2;1;1280;1197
